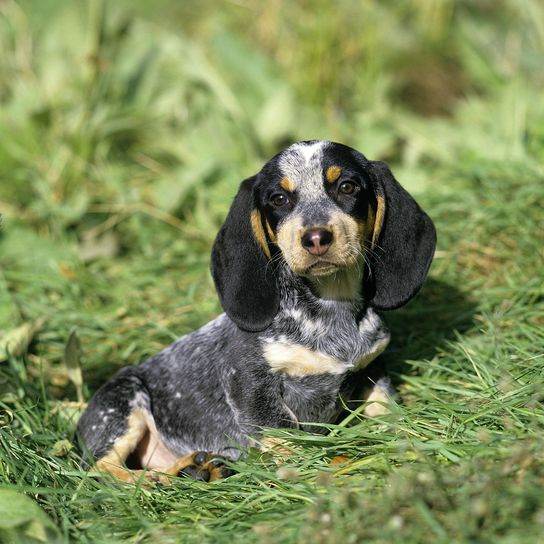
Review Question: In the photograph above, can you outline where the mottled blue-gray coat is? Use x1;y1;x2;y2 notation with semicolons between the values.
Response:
77;141;435;480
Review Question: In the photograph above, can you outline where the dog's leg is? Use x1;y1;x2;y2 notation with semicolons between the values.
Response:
355;307;391;370
78;369;235;485
356;309;396;415
93;408;157;483
91;408;192;485
158;451;234;483
340;360;397;419
93;418;233;484
362;376;396;416
78;368;173;484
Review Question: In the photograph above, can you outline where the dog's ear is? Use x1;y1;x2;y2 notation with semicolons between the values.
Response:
365;161;436;310
211;176;279;331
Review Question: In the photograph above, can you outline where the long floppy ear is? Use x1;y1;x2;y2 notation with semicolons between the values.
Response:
365;161;436;310
211;176;279;331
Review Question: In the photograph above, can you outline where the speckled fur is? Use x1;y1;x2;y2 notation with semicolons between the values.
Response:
78;140;436;470
78;277;389;462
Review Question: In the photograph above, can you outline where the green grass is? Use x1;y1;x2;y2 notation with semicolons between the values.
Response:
1;1;543;542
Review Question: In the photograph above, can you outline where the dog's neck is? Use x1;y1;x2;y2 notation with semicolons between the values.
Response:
260;263;384;367
276;263;365;321
306;267;362;303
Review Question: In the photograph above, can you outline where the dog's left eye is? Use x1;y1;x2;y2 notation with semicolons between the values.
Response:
271;193;288;207
339;181;356;195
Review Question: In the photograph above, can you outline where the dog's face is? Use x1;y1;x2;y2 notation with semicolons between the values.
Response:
212;141;436;332
254;141;379;279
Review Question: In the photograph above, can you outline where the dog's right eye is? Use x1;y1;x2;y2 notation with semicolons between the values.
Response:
339;180;357;195
271;193;288;207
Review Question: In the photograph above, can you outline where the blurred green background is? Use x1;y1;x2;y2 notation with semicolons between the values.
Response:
1;1;542;368
0;1;543;542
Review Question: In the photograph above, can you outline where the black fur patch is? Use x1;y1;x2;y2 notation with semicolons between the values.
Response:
211;176;280;332
362;159;437;310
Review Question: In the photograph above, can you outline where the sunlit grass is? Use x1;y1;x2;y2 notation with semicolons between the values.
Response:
0;1;543;542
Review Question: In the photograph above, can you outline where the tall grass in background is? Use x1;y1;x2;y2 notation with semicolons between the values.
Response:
0;0;543;542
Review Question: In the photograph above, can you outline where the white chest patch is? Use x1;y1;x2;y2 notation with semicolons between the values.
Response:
262;339;349;377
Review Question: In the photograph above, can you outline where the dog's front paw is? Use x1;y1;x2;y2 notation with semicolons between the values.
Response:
172;451;235;482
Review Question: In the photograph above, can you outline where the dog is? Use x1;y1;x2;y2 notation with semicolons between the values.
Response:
77;140;436;483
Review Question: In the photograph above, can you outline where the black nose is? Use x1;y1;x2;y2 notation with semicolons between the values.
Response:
301;228;333;256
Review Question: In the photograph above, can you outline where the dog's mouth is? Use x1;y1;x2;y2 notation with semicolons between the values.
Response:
304;261;340;277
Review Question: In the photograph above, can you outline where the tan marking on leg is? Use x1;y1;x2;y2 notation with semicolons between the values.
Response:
164;452;229;482
95;409;146;468
250;209;271;258
93;410;230;484
96;465;174;485
147;452;200;484
96;449;227;485
280;176;295;192
325;165;342;183
94;409;158;483
94;409;177;485
93;462;135;483
363;381;394;417
207;464;227;482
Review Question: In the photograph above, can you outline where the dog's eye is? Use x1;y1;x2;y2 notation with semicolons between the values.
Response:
271;193;288;207
339;181;356;195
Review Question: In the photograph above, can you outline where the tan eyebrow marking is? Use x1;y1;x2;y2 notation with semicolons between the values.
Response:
251;209;271;259
280;177;295;192
326;166;342;183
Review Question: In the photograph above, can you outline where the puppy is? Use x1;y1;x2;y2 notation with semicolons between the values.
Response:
77;141;436;483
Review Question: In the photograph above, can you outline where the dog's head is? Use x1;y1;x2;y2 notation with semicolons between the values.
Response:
211;141;436;332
